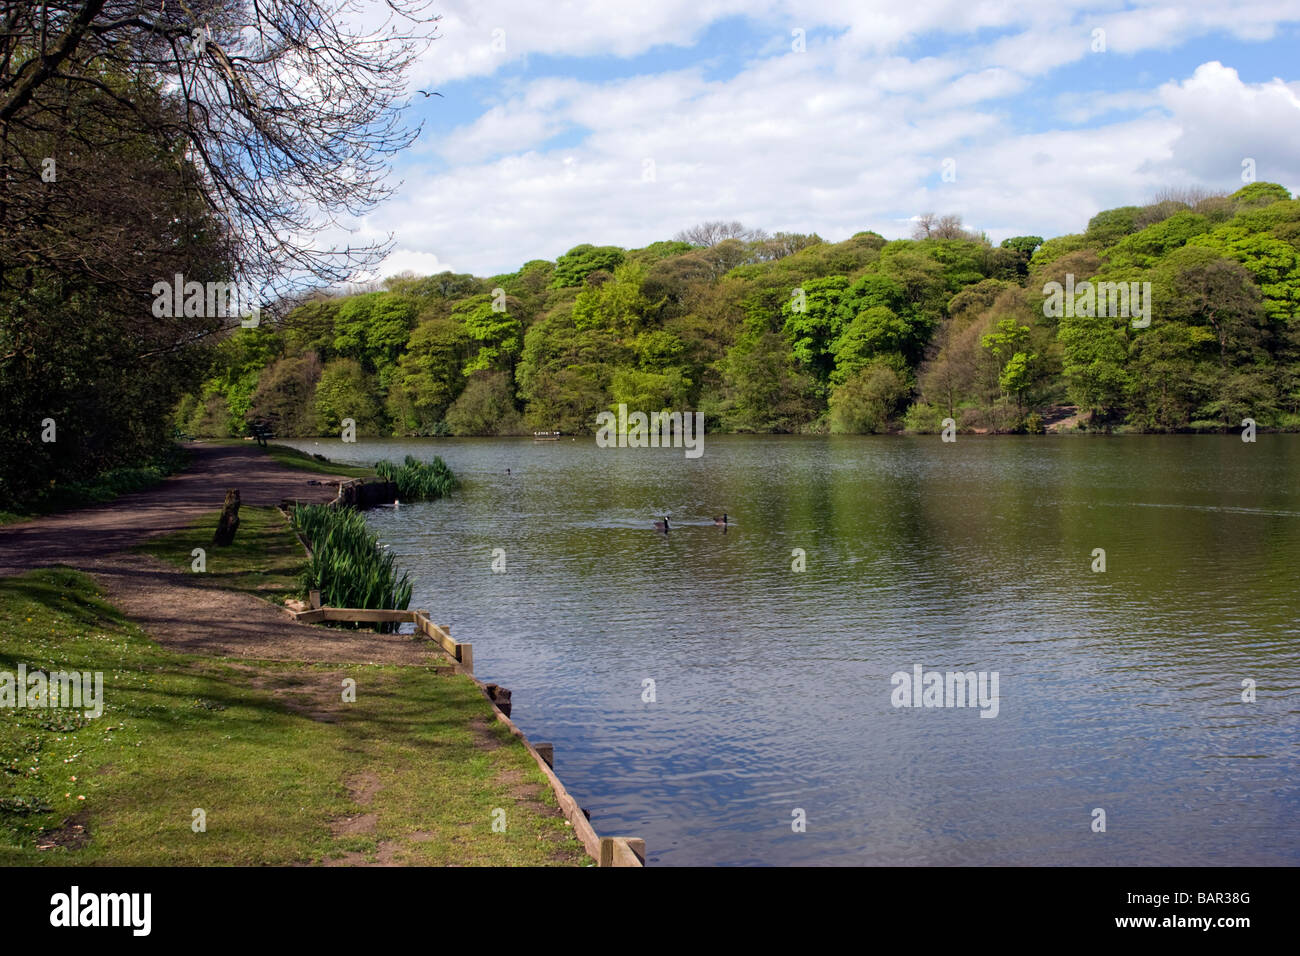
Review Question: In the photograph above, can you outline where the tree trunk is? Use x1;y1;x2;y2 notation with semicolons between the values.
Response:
213;489;241;546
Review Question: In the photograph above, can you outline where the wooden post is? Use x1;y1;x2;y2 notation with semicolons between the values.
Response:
309;589;322;609
535;742;554;769
212;488;241;546
599;837;646;867
456;642;473;674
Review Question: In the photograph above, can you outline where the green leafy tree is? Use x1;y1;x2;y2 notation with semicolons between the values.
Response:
332;291;418;385
453;294;524;376
828;361;910;433
551;244;627;288
572;262;653;337
315;358;385;435
721;331;816;432
780;275;850;385
1059;313;1130;418
444;371;522;435
387;317;472;433
981;318;1037;411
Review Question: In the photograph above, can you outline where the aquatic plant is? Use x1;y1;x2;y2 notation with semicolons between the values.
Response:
291;504;412;627
374;455;458;500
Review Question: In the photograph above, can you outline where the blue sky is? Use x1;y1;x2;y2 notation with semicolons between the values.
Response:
345;1;1300;279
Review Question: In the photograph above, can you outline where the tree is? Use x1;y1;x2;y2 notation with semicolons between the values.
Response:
572;262;652;337
912;213;980;241
454;294;524;376
444;371;521;436
828;361;909;434
1;0;441;299
780;275;849;386
721;331;815;432
1058;312;1130;418
674;221;767;247
981;318;1036;412
551;244;626;288
386;317;471;434
249;354;322;436
315;358;384;436
332;292;418;383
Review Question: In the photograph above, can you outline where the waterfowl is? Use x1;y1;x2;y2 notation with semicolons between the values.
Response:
713;513;728;526
653;515;670;533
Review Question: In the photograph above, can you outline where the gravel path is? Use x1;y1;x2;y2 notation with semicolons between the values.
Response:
0;443;447;665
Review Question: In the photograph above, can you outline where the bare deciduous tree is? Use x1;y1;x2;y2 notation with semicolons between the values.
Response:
911;212;980;241
0;0;441;302
674;220;768;247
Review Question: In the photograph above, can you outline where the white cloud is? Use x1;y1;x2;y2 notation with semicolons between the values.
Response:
1158;61;1300;185
332;4;1300;278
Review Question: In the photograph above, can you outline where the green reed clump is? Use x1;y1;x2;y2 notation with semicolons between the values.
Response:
291;504;412;628
374;455;458;500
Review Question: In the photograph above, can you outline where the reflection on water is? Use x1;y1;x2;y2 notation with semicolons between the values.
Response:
282;434;1300;865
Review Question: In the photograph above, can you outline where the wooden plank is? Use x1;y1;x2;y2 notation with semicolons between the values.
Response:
415;613;458;656
292;609;327;624
599;837;646;868
319;608;415;623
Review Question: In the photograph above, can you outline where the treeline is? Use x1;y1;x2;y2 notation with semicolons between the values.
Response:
181;182;1299;440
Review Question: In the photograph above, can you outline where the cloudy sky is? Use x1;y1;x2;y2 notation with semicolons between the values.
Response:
350;1;1300;279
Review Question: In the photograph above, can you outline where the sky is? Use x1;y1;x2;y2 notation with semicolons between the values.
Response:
345;1;1300;280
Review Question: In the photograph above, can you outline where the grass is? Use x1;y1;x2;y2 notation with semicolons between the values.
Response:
134;506;307;604
0;568;588;865
263;442;375;479
201;439;375;479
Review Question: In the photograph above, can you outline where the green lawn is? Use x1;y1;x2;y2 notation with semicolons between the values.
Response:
135;506;306;604
0;568;588;866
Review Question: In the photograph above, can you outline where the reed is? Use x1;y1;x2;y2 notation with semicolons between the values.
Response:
291;504;412;629
374;455;458;500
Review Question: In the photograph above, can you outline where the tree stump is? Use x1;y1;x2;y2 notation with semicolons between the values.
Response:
213;489;241;546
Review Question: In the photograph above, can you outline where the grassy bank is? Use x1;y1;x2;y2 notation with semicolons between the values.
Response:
263;442;375;479
0;568;587;865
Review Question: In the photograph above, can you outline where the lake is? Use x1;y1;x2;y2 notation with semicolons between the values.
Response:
281;434;1300;866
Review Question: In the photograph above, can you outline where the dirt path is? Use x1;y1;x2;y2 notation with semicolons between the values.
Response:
0;442;448;666
0;443;340;577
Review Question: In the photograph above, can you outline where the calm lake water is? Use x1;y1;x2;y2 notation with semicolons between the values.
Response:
283;435;1300;866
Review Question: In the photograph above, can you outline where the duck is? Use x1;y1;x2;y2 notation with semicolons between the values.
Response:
713;513;728;526
653;515;670;533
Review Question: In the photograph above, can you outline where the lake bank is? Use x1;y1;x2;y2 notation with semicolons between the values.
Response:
0;446;591;865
